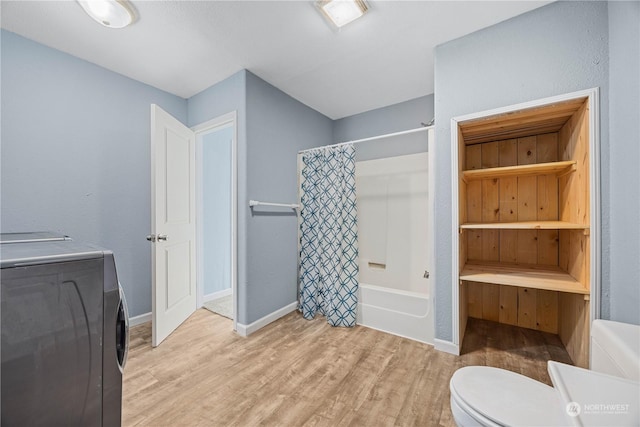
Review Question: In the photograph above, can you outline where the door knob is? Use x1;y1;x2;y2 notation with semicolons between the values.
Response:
146;234;168;242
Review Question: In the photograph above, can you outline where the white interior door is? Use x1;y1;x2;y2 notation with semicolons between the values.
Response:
150;104;196;347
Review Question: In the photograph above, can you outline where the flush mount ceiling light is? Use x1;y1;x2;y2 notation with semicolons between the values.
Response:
316;0;369;29
77;0;137;29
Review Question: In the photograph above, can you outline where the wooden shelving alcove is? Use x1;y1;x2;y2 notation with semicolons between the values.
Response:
455;95;594;368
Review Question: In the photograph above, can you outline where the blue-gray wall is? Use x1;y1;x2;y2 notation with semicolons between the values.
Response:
4;0;637;332
244;71;333;323
333;94;434;143
0;30;187;318
185;70;250;323
432;0;640;343
0;33;332;326
332;95;433;162
607;1;640;324
187;71;332;325
202;126;233;296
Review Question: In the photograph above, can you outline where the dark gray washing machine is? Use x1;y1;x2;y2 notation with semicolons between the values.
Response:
1;232;129;426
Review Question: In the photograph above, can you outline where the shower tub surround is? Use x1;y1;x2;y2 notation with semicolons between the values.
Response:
355;151;434;344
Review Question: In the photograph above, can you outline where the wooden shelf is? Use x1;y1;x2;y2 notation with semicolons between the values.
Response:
462;160;576;182
460;221;589;230
460;261;589;294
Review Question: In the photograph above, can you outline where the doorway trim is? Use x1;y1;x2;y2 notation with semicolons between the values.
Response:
446;88;600;356
193;111;238;332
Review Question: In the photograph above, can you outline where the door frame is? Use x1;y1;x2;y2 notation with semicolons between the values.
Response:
447;88;601;356
193;111;238;332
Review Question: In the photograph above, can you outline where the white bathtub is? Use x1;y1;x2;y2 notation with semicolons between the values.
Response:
357;283;434;345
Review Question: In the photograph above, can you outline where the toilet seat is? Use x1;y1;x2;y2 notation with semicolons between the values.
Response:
449;366;568;426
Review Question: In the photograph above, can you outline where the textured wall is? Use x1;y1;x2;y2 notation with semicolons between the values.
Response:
607;1;640;324
1;30;188;317
186;70;250;322
6;1;635;333
433;1;610;341
332;95;434;144
332;95;433;162
244;71;333;323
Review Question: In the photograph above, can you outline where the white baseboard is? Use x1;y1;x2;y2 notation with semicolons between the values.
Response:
203;288;232;303
129;312;151;327
434;338;460;356
236;301;298;337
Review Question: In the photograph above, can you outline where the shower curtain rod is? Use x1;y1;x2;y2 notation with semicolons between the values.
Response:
298;125;433;154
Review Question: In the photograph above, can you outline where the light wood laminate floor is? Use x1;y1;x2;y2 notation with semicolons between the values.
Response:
123;309;573;426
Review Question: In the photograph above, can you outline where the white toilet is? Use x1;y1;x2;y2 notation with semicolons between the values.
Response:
449;319;640;426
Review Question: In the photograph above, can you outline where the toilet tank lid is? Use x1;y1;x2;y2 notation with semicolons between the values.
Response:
591;319;640;380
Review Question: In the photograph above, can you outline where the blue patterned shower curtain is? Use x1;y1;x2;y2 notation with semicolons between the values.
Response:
299;144;359;327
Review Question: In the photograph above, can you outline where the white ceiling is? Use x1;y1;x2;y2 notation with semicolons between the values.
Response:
1;1;550;119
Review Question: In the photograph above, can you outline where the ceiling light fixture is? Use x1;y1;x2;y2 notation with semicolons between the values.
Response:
77;0;137;29
316;0;369;29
